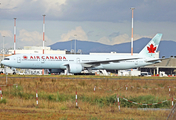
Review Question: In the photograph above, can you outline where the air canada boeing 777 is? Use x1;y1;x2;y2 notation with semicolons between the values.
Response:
1;33;162;74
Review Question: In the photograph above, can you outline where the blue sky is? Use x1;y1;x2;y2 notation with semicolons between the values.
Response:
0;0;176;50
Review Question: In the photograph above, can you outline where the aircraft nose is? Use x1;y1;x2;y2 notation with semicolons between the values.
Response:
1;60;6;66
1;60;4;65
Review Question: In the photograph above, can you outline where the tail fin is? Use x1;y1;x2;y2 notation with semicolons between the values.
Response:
139;33;162;58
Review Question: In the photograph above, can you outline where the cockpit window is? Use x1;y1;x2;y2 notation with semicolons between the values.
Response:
4;58;10;60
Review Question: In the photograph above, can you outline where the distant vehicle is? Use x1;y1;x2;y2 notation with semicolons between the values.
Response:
118;70;141;76
0;70;3;74
18;72;25;75
0;67;15;75
0;68;4;74
118;70;130;76
30;69;42;75
141;72;152;77
129;70;141;76
1;34;163;74
159;71;168;77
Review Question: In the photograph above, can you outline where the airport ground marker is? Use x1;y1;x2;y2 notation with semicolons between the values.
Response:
0;87;2;100
76;91;78;107
117;94;120;111
36;90;38;106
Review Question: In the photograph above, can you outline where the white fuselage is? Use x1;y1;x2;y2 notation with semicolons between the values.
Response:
2;54;155;70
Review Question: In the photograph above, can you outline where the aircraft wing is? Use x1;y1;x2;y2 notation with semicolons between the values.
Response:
146;58;165;62
81;58;140;67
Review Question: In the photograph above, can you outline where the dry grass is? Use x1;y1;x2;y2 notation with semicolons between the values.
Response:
0;75;175;119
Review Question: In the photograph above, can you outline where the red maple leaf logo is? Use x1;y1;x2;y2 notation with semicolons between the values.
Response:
23;56;28;60
147;44;156;53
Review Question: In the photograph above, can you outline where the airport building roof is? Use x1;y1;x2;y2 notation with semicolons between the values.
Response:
8;46;67;55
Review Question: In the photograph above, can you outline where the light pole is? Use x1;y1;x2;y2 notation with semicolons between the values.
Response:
71;39;72;53
42;15;46;54
3;36;5;60
14;18;16;55
74;34;77;54
42;15;46;75
130;7;135;56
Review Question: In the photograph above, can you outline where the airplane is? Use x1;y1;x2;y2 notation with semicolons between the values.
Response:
1;33;163;74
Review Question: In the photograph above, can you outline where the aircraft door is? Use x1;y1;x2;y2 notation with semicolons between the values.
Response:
76;58;80;63
41;58;45;63
17;57;21;63
135;60;138;65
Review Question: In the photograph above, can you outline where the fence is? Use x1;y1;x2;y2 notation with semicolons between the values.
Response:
167;103;176;120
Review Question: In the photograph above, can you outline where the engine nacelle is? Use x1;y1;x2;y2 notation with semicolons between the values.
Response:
49;69;64;74
68;63;83;73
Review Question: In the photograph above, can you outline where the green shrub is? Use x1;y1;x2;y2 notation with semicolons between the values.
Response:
48;95;54;101
12;85;23;96
89;116;99;120
59;116;67;120
0;99;7;104
61;106;67;110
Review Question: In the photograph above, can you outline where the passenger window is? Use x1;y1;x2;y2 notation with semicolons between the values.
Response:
4;58;10;60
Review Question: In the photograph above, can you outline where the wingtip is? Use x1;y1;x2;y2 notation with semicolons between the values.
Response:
156;33;162;36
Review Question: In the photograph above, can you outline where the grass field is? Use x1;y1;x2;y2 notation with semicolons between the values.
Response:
0;75;175;120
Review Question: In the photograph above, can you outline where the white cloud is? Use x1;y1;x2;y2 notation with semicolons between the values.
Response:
44;0;66;6
18;29;52;46
111;34;130;45
97;34;148;45
1;0;24;10
43;0;67;16
32;0;38;2
0;31;13;49
112;34;148;45
60;26;88;41
98;37;111;44
0;30;13;37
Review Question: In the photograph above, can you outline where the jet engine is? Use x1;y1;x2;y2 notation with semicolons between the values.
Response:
49;69;64;74
68;63;83;73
